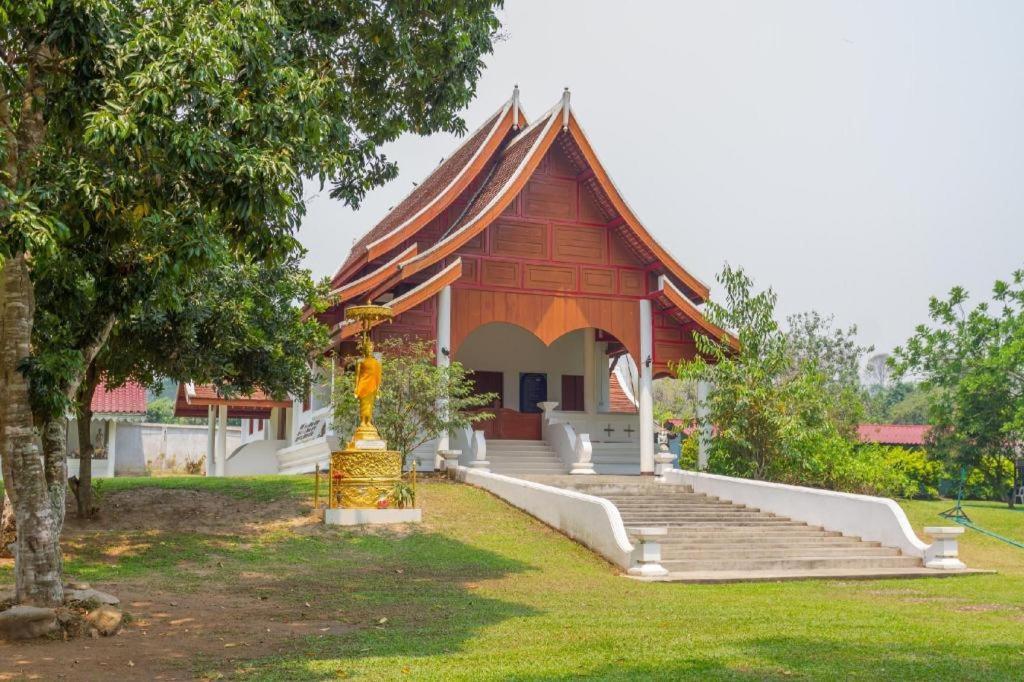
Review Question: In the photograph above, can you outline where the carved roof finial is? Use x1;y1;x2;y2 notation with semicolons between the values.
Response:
512;84;520;130
561;87;571;131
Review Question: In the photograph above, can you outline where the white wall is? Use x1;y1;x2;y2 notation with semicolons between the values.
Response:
455;323;586;411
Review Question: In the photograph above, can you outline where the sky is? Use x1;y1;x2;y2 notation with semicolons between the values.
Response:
297;0;1024;356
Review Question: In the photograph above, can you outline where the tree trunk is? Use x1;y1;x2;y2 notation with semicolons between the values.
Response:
75;372;98;518
41;419;66;574
1;255;63;606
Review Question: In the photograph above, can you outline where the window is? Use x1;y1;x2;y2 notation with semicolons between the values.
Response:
258;419;264;432
561;375;584;411
470;371;504;409
248;420;254;435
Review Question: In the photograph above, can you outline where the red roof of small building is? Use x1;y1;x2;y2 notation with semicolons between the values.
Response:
91;381;148;415
857;423;930;446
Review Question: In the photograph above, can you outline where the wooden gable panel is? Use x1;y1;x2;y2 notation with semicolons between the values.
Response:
491;219;548;259
523;177;576;220
460;257;479;283
523;264;576;292
578;184;608;224
552;224;607;264
481;259;520;288
545;144;579;178
580;267;615;294
460;230;486;255
609;230;645;266
620;270;646;297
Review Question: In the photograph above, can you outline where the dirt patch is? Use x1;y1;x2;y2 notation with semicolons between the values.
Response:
0;487;354;680
954;603;1017;613
0;584;358;680
64;488;313;535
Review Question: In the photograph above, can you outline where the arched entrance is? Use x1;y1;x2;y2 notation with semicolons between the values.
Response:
455;322;636;440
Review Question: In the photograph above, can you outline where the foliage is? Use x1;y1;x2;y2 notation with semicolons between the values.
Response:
1;0;504;600
183;456;205;476
785;311;871;437
652;378;696;426
332;338;497;458
676;265;863;483
102;250;329;401
389;481;417;509
145;397;176;424
893;268;1024;506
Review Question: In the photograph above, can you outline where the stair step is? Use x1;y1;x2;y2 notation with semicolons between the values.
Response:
660;537;873;548
662;555;921;571
660;546;900;560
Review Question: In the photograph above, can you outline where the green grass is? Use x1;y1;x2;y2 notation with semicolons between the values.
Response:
4;476;1024;680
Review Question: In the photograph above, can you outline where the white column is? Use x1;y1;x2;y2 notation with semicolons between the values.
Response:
639;299;654;475
583;327;596;415
216;404;228;476
106;420;118;478
697;380;711;471
206;405;216;477
435;285;452;466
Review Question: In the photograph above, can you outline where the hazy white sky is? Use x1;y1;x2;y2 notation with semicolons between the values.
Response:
297;0;1024;354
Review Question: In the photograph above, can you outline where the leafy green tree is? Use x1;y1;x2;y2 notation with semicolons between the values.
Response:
332;338;495;461
1;0;502;605
63;250;328;515
145;397;176;424
676;265;879;489
893;269;1024;507
785;311;871;438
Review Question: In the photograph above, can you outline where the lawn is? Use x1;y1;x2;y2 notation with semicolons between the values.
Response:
2;476;1022;680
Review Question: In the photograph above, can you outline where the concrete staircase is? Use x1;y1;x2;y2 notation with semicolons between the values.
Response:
559;479;923;578
486;440;567;476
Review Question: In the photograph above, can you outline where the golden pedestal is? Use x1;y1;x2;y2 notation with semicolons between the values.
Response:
328;447;403;509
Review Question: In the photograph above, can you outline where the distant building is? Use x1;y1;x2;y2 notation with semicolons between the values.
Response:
856;423;929;447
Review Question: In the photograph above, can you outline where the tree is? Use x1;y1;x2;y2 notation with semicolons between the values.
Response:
863;352;892;389
145;397;176;424
785;311;871;438
332;338;495;460
892;269;1024;507
1;0;502;606
71;249;328;515
675;265;868;487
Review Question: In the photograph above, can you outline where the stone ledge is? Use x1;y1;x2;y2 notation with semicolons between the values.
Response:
324;508;422;526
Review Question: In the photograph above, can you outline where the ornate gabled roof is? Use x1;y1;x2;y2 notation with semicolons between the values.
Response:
331;94;526;286
328;90;712;309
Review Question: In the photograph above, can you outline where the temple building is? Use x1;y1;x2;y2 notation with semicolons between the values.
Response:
220;88;736;476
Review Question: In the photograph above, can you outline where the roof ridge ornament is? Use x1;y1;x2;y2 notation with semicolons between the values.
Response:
512;84;520;130
561;87;571;131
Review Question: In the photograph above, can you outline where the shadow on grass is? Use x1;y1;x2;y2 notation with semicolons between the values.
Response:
505;636;1022;680
223;529;542;679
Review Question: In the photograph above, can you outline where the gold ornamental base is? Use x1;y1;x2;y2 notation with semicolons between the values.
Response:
329;447;402;509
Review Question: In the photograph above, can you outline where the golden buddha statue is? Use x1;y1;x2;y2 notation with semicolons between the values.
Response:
352;335;382;442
